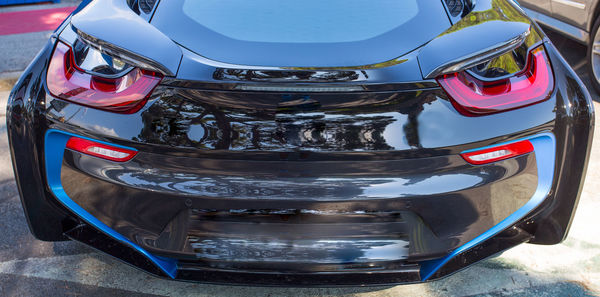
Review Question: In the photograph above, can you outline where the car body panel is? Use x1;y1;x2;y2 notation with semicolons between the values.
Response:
549;0;589;30
520;0;553;14
520;6;590;43
519;0;599;43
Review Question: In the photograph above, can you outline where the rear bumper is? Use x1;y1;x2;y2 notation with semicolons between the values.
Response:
45;129;555;284
6;39;595;286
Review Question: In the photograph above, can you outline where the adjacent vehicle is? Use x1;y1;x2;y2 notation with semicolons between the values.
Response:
6;0;594;286
519;0;600;92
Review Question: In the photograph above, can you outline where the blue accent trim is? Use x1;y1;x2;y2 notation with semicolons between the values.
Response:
420;133;556;280
44;129;178;279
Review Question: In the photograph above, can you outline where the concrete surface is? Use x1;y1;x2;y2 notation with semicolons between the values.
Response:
0;0;79;73
0;31;52;73
0;21;599;296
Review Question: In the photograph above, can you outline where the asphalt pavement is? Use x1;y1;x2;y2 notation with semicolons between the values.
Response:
0;10;599;296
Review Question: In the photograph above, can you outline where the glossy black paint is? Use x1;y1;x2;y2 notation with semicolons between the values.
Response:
5;0;595;286
59;148;537;261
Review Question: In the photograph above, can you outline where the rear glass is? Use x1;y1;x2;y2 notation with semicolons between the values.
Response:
151;0;449;67
182;0;419;43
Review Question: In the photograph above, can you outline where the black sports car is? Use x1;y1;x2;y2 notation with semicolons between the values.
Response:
6;0;595;286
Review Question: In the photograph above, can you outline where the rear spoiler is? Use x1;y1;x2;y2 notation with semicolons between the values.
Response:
418;0;542;79
69;0;182;76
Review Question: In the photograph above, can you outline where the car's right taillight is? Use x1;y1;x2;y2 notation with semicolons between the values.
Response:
47;40;162;114
437;45;554;116
461;139;534;165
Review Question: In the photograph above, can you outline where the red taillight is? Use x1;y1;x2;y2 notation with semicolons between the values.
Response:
437;46;554;116
461;139;534;165
66;136;137;162
47;41;162;114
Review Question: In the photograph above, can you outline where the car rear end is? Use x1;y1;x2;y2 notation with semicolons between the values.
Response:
6;0;594;285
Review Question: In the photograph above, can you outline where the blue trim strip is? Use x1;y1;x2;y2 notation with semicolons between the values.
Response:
420;133;556;280
44;129;177;279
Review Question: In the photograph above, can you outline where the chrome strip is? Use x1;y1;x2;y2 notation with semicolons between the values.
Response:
552;0;586;10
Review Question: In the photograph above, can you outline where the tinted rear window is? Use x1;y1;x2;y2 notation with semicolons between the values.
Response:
152;0;450;67
182;0;419;43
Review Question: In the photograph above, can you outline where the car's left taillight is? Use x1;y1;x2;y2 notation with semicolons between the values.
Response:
66;136;137;162
47;40;163;114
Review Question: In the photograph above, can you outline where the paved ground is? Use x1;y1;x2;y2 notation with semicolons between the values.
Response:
0;0;78;76
0;7;599;295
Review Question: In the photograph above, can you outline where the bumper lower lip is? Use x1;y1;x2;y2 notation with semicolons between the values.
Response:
44;129;555;284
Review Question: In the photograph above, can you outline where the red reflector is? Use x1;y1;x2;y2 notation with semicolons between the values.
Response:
461;140;534;165
438;46;554;116
66;137;137;162
47;41;162;114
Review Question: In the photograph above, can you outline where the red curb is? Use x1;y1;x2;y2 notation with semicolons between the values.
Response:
0;6;77;35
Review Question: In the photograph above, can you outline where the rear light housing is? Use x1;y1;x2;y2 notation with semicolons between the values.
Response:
47;40;162;114
66;136;137;162
438;45;554;116
461;139;534;165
